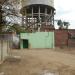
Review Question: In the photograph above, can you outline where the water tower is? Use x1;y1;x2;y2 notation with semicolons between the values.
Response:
20;0;55;32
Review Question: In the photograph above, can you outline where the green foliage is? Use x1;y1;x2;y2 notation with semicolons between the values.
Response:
0;0;26;34
63;21;70;29
57;20;63;26
63;22;70;26
57;20;70;29
8;24;26;33
0;24;5;33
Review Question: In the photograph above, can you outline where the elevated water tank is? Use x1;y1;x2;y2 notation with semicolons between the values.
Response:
22;0;54;8
21;0;55;32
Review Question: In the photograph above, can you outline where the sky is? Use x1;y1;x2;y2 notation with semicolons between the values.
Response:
54;0;75;29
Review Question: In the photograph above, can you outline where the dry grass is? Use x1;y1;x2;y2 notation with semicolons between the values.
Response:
0;48;75;75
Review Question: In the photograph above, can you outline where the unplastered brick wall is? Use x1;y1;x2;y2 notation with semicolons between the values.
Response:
55;30;68;47
55;29;75;47
68;30;75;47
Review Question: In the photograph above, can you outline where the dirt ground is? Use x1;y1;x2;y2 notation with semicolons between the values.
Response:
1;48;75;75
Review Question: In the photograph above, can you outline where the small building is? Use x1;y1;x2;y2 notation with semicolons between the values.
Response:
20;32;55;49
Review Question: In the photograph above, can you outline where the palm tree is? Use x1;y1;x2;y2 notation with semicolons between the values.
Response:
57;20;64;29
57;20;70;29
63;21;70;29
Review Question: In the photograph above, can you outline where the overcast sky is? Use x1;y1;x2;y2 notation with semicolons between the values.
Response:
54;0;75;29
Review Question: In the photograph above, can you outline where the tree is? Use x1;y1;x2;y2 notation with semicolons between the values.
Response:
2;0;21;24
63;21;70;29
0;3;5;33
57;20;70;29
6;24;26;33
0;5;2;24
0;0;23;33
0;0;8;24
57;20;63;29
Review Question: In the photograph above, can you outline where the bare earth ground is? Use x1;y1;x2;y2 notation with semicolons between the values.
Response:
1;48;75;75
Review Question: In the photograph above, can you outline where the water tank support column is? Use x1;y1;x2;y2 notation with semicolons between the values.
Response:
32;7;34;22
52;10;54;25
45;7;47;25
50;9;53;25
25;8;27;26
38;6;41;23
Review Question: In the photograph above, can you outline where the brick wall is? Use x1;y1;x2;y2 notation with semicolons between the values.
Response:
55;30;68;47
68;30;75;47
55;29;75;47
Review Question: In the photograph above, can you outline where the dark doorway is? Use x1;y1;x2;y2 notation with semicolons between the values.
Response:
23;39;29;48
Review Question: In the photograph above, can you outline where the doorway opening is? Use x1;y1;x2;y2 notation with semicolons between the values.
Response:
23;39;29;48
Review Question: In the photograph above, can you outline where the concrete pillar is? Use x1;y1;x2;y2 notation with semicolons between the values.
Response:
38;6;41;23
45;7;47;25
